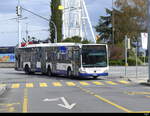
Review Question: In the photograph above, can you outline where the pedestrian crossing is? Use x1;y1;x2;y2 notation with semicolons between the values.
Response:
0;80;131;89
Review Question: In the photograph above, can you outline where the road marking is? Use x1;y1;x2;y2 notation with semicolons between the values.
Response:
0;103;20;107
66;82;76;86
145;96;150;98
8;107;16;112
26;83;34;88
22;88;28;113
52;82;62;87
119;80;130;84
58;97;76;110
11;84;20;89
43;98;60;102
92;81;104;85
94;94;132;113
79;82;90;86
126;92;150;95
105;81;118;85
76;86;132;113
134;111;150;113
0;84;6;87
39;83;48;87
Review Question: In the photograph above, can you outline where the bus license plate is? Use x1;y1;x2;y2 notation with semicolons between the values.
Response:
93;74;98;76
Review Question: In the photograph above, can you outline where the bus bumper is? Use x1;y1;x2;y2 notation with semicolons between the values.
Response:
79;73;108;77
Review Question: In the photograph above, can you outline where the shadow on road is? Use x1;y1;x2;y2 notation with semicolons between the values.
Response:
5;72;106;81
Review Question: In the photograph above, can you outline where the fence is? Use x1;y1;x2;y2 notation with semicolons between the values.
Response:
109;66;148;79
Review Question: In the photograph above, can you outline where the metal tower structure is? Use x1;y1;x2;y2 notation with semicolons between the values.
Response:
61;0;96;43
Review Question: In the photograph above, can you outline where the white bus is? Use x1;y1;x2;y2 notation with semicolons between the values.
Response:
15;43;109;79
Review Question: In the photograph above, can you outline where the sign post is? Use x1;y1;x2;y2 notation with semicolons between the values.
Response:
148;0;150;83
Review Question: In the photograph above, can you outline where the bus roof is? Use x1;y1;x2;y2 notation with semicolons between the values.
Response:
18;43;107;48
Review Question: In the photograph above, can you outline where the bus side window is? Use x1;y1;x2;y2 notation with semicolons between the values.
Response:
74;50;80;60
68;50;72;59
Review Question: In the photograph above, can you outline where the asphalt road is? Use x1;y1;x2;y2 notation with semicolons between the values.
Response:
0;68;150;113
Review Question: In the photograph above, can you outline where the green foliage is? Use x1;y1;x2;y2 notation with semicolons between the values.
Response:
127;57;143;66
109;58;143;66
50;0;62;43
95;8;112;44
109;60;124;66
95;0;147;46
62;36;91;44
139;56;148;63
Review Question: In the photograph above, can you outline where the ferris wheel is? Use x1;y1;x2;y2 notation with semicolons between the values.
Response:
61;0;96;43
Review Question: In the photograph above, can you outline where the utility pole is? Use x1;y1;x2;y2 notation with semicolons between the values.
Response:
21;7;58;43
125;35;128;78
17;0;22;48
148;0;150;83
26;23;29;44
112;0;115;46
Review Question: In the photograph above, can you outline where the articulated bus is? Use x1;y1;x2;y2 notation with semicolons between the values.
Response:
15;43;109;79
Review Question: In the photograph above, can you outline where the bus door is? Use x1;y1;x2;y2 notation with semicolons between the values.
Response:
73;49;80;76
17;54;22;69
41;48;46;73
31;49;36;69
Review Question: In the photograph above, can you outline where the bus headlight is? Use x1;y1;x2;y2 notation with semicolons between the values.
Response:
79;68;87;73
104;70;108;73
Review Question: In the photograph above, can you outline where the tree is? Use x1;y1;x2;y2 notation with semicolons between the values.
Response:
95;0;147;45
62;36;91;44
95;8;113;44
50;0;62;43
114;0;147;41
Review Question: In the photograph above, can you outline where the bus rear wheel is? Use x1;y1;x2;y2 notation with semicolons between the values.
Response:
47;67;52;77
24;65;31;74
67;68;72;78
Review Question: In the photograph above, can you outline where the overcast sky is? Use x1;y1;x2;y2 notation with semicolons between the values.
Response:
0;0;112;46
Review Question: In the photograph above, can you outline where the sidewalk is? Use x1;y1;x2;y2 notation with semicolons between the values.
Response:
128;78;148;83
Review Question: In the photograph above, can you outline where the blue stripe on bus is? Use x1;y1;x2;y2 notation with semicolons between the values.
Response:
35;68;42;72
34;68;108;77
79;73;108;77
56;70;67;75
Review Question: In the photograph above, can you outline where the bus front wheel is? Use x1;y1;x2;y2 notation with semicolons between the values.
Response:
93;76;98;79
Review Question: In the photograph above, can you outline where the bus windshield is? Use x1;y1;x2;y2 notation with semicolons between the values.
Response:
82;45;107;68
